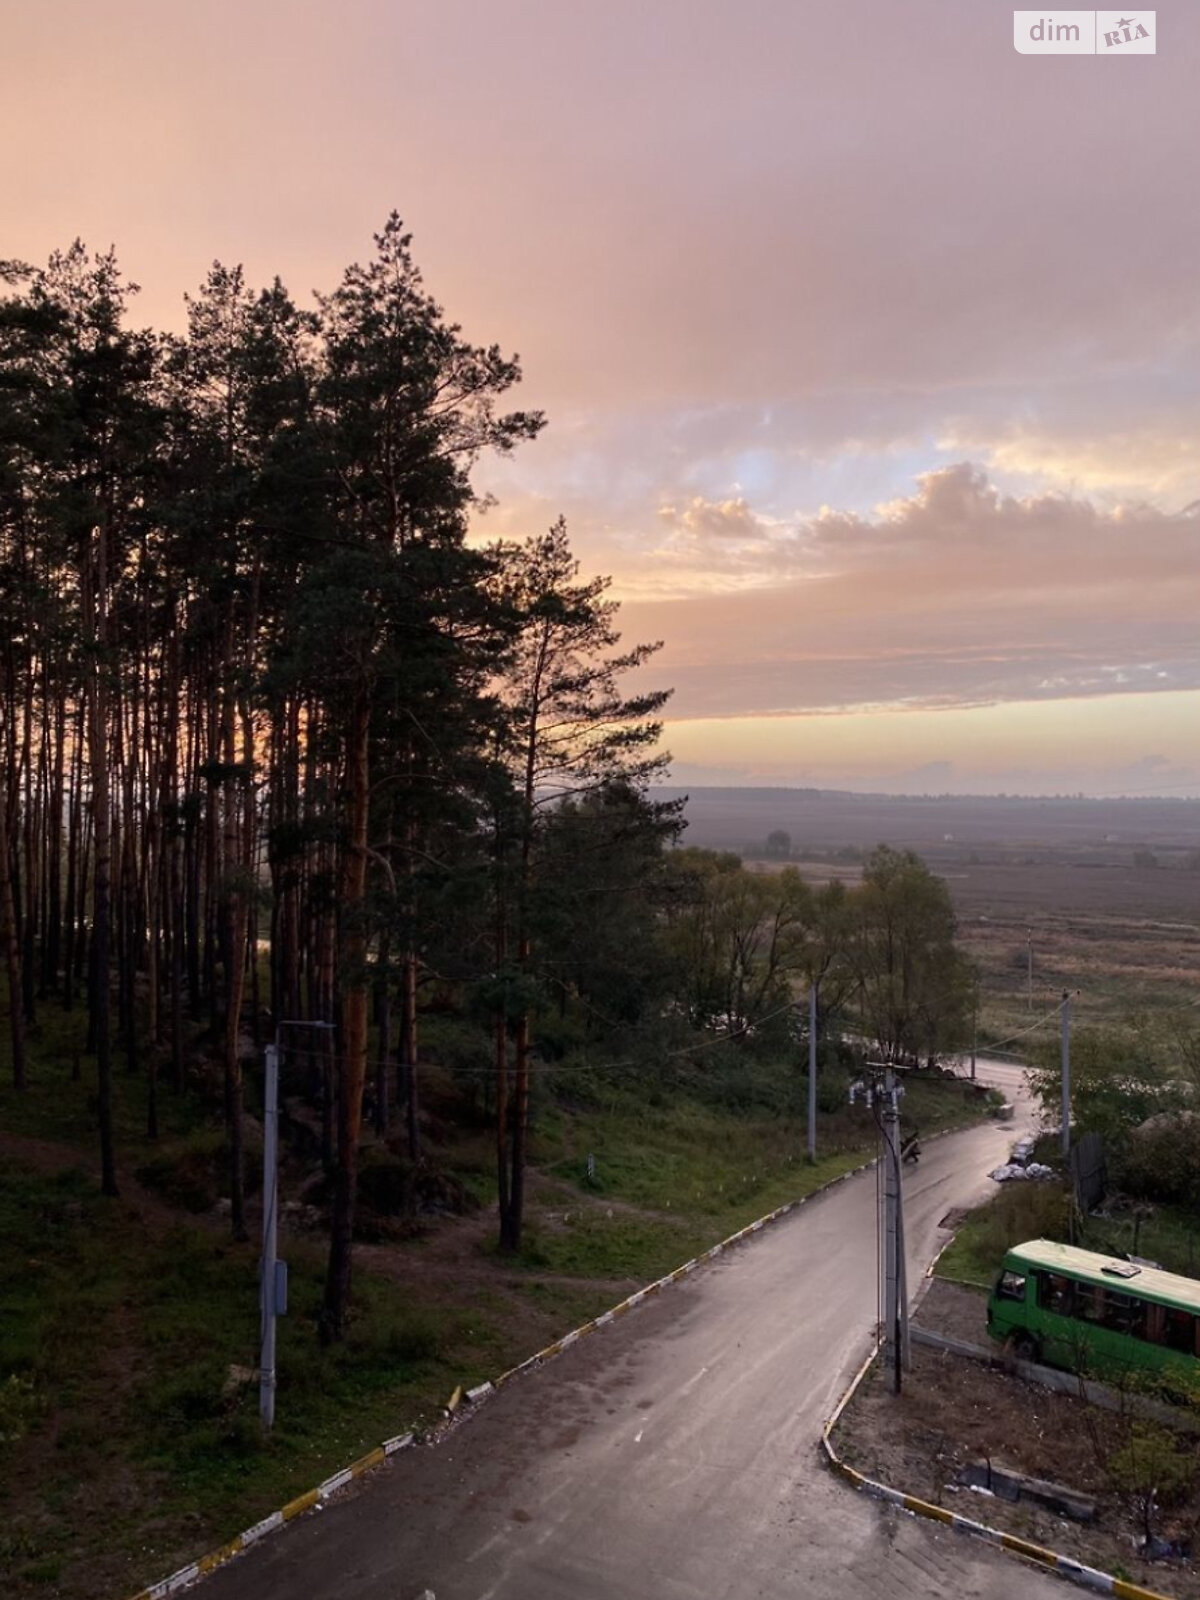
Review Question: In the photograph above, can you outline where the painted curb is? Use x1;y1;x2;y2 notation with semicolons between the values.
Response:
125;1153;879;1600
125;1434;414;1600
820;1349;1175;1600
127;1115;981;1599
486;1154;880;1393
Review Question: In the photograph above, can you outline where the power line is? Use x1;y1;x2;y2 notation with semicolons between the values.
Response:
275;994;804;1080
978;995;1072;1055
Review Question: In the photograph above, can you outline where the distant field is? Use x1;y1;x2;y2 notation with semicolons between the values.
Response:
664;787;1200;858
669;788;1200;1035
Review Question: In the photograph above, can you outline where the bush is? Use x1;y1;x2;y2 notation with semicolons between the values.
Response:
1029;1025;1186;1151
135;1127;261;1213
355;1153;478;1230
941;1181;1074;1284
0;1374;41;1447
1122;1112;1200;1206
1107;1423;1196;1542
975;1181;1072;1266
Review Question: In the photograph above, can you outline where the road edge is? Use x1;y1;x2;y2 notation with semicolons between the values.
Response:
126;1152;882;1600
127;1114;987;1600
820;1344;1175;1600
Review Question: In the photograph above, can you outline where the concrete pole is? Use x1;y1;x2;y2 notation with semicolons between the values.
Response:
807;982;817;1162
260;1042;279;1430
882;1069;901;1393
1060;991;1071;1159
970;991;977;1082
895;1135;910;1373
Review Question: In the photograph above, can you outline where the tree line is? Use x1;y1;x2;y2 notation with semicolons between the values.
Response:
0;219;973;1342
0;220;683;1339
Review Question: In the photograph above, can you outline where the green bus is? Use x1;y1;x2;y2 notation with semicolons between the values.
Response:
986;1238;1200;1391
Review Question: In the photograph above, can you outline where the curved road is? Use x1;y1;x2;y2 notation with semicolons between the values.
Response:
204;1078;1067;1600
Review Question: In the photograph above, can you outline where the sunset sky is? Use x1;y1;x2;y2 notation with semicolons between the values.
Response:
4;1;1197;795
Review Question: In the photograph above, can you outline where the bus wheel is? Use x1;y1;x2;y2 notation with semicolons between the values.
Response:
1012;1333;1039;1362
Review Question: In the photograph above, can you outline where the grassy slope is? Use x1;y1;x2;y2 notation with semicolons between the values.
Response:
0;1019;995;1600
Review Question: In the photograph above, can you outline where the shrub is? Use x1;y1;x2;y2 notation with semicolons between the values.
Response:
1107;1423;1196;1542
135;1128;261;1213
1122;1112;1200;1206
0;1373;41;1447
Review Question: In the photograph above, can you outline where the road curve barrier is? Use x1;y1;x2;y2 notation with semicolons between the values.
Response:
126;1433;415;1600
128;1142;941;1600
820;1349;1175;1600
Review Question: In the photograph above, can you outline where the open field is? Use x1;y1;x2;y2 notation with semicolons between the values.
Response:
672;788;1200;1037
665;789;1200;861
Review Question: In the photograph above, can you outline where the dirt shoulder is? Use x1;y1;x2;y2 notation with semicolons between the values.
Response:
831;1278;1200;1599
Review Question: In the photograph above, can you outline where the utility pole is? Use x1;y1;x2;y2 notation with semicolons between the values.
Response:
807;981;818;1162
1027;928;1033;1011
970;987;977;1082
880;1067;909;1391
260;1020;334;1430
851;1064;909;1392
1060;990;1072;1158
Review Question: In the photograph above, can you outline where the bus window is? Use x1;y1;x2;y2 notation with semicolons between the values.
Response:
1164;1309;1196;1354
1038;1273;1073;1315
1073;1284;1106;1324
996;1270;1026;1302
1101;1291;1146;1339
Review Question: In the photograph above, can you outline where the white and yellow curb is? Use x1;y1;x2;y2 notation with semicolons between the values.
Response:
128;1150;885;1600
485;1156;878;1392
821;1346;1174;1600
127;1434;414;1600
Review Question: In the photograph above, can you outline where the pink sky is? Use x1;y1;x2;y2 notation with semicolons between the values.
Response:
4;1;1197;794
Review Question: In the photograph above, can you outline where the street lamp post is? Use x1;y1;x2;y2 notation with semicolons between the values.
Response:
260;1020;335;1430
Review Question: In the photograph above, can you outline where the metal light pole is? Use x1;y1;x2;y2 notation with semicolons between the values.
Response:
260;1020;334;1430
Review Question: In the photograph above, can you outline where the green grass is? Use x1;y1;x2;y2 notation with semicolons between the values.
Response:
0;1157;508;1599
536;1072;990;1215
0;1002;212;1151
936;1181;1200;1288
520;1072;995;1283
0;1026;1000;1600
936;1180;1074;1287
1077;1205;1200;1279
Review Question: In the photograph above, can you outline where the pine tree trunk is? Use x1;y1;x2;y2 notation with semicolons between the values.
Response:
221;680;248;1240
321;695;370;1343
401;949;419;1161
86;536;118;1199
62;697;85;1012
0;762;26;1091
374;937;391;1137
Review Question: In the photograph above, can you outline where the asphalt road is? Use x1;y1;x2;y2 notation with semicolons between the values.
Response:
202;1086;1068;1600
